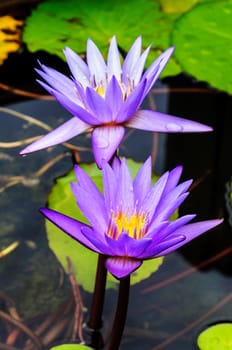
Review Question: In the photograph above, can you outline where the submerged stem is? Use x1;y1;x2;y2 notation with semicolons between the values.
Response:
85;152;118;348
85;254;107;348
106;275;131;350
87;254;107;329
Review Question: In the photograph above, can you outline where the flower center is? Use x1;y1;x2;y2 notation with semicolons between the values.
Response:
95;76;135;101
107;209;147;240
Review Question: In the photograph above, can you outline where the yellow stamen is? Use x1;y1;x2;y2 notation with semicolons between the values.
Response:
96;84;105;98
95;76;135;101
108;209;147;240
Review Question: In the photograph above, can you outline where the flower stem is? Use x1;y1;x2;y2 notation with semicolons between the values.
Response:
85;153;118;348
106;275;131;350
87;254;107;329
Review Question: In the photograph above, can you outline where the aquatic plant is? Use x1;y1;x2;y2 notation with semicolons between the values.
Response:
20;37;211;168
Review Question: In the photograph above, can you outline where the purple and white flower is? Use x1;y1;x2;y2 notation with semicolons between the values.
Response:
40;157;223;279
20;37;212;167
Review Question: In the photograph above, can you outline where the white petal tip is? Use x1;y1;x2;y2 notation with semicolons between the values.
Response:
19;148;30;155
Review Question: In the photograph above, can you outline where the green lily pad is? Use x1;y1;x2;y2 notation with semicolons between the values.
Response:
197;322;232;350
23;0;181;77
45;160;165;292
172;0;232;94
157;0;199;14
50;345;93;350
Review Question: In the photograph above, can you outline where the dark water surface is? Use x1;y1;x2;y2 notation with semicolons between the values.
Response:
0;32;232;350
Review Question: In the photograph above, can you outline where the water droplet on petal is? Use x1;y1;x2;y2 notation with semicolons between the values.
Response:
165;123;184;132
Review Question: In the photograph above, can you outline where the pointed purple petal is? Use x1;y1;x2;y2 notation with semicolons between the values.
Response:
124;236;153;257
92;126;125;168
102;161;118;213
20;117;89;155
104;234;128;256
81;226;111;254
140;235;185;259
145;221;170;240
153;181;192;221
111;156;121;175
133;157;152;206
122;37;142;83
127;110;213;133
155;219;223;257
106;256;142;279
37;80;100;125
73;164;103;204
162;166;183;198
142;46;175;95
105;76;123;118
74;80;88;105
36;65;76;98
141;171;169;219
146;215;195;243
105;234;152;258
116;79;147;123
63;47;90;87
37;79;81;106
151;193;190;226
85;87;112;123
107;36;121;81
132;45;151;85
115;158;134;213
71;184;107;235
87;39;106;85
40;208;99;252
164;214;196;237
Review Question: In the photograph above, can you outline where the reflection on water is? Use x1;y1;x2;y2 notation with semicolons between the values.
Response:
0;68;231;349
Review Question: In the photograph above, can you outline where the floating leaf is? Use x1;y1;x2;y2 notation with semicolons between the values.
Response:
23;0;181;77
157;0;199;14
45;160;165;292
0;15;23;64
197;323;232;350
172;1;232;94
50;344;93;350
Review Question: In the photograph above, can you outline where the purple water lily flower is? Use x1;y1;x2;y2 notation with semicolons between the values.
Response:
40;157;223;279
20;37;212;167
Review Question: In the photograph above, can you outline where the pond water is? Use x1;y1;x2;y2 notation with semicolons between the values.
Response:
0;23;232;350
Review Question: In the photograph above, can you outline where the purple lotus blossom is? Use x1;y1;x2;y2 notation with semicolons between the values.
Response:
40;157;223;279
20;37;212;167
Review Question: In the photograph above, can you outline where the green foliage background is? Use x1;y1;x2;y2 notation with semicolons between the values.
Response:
50;344;93;350
23;0;232;94
197;323;232;350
